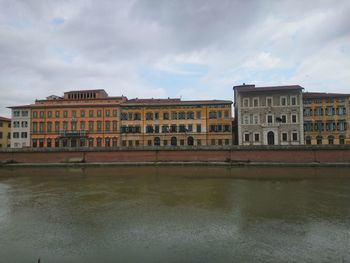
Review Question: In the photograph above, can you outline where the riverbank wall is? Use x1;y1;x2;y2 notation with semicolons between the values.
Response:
1;146;350;165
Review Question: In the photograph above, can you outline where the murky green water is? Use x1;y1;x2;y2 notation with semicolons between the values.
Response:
0;166;350;262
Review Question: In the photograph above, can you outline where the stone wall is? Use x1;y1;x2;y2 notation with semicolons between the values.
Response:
1;146;350;164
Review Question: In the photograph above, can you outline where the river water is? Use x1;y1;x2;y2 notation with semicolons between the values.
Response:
0;166;349;263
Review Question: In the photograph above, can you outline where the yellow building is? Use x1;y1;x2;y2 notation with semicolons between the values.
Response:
120;98;233;147
0;116;11;148
303;92;350;144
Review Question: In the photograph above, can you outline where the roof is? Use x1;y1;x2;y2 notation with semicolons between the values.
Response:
0;116;11;122
123;98;232;107
64;89;107;94
233;84;303;92
303;92;350;99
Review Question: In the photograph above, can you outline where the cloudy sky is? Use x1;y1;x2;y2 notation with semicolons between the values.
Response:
0;0;349;117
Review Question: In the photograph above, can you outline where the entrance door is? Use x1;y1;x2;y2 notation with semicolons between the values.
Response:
267;131;275;145
71;139;77;147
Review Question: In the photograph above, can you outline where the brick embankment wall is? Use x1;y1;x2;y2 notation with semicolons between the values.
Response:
0;146;350;164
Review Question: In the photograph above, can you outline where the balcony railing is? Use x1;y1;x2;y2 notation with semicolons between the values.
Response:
59;130;88;138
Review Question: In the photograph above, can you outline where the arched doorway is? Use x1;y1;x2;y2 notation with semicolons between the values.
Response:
154;137;160;146
187;136;194;146
267;131;275;145
171;136;177;146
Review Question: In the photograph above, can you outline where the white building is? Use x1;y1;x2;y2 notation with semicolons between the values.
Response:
233;84;304;146
9;107;31;148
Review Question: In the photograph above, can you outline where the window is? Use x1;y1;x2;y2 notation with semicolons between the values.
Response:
316;136;322;145
89;110;94;117
154;125;160;133
14;110;20;117
40;111;45;118
121;112;128;120
47;139;52;147
105;121;110;131
146;112;153;120
253;98;259;107
80;110;85;117
33;122;37;132
306;136;311;145
89;121;94;132
292;132;298;141
146;125;153;133
266;97;273;107
55;111;60;118
291;96;297;106
97;110;102;117
134;112;141;120
218;111;222;118
113;109;118;117
291;114;297;123
197;124;201;133
80;121;85;130
225;139;230;145
282;133;288;142
186;111;194;119
22;111;29;117
243;115;249;125
254;133;260;142
328;136;334;145
178;112;186;119
154;112;159;120
243;98;249;107
253;114;259;124
106;110;110;117
187;124;193;132
97;121;102;132
280;97;287;106
33;111;38;118
171;112;177;120
196;111;201;119
339;135;345;144
209;111;217;119
197;139;201;146
211;139;216;145
244;133;250;142
47;122;52;132
13;132;19;138
72;111;77;118
39;122;45;133
112;121;117;131
267;115;273;124
55;122;60;132
281;115;287;123
48;111;52;118
224;110;229;118
63;122;68;131
63;111;68;118
163;112;169;120
71;121;77;131
97;138;102;147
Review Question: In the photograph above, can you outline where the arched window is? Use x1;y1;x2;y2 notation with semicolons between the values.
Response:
316;136;322;145
328;135;334;145
187;136;194;146
339;135;345;144
305;136;312;145
154;137;160;146
171;136;177;146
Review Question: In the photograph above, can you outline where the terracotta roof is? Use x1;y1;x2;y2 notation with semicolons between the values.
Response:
0;116;11;121
303;92;350;98
233;84;303;92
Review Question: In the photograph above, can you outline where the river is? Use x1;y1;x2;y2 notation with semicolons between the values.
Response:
0;166;349;262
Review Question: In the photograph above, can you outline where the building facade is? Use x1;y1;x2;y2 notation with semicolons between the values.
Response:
120;99;233;147
0;117;11;148
9;90;233;148
303;92;350;145
233;84;304;146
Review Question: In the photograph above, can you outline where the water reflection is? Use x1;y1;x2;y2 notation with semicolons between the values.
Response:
0;166;349;262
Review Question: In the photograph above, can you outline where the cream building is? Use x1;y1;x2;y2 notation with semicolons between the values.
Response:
233;84;304;146
9;108;31;148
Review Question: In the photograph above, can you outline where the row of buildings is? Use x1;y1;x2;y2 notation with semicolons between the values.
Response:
1;84;349;149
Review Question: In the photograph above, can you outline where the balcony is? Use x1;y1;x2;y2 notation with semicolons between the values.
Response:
59;130;88;138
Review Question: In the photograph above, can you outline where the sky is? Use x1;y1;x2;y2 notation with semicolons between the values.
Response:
0;0;349;117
